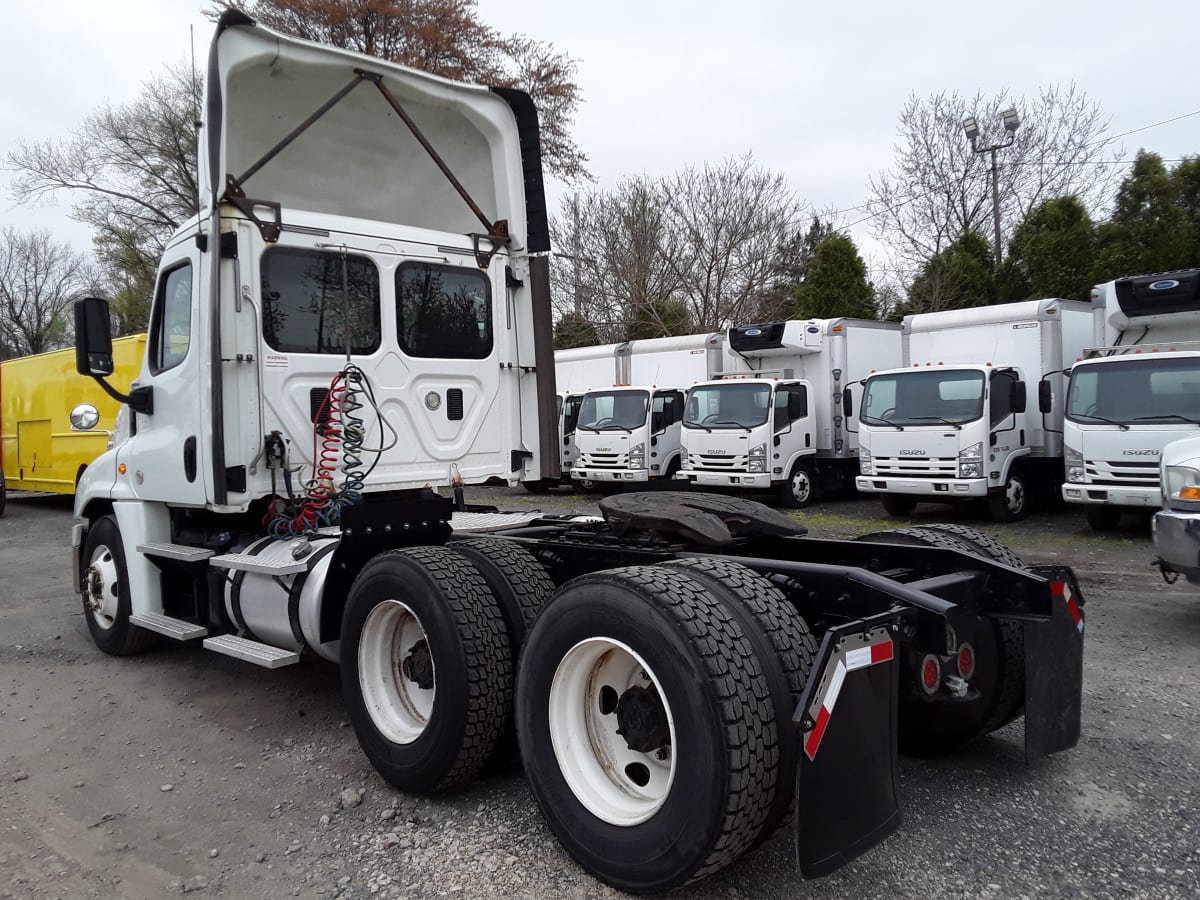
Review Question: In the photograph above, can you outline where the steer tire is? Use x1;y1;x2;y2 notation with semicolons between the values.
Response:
448;537;555;767
987;467;1030;522
340;547;512;793
1086;506;1122;532
662;558;816;848
517;565;777;893
81;515;159;656
0;469;6;517
853;528;1025;754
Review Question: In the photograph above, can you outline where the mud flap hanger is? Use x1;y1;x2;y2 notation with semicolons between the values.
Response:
221;67;510;268
793;609;910;880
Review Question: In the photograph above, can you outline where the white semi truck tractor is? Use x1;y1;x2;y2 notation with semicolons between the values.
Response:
676;318;903;507
1061;270;1200;531
68;12;1087;893
855;299;1091;521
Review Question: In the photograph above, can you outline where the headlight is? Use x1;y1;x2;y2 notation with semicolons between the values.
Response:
680;454;692;470
1065;445;1084;483
859;444;872;475
748;443;767;473
628;442;646;469
1164;465;1200;503
958;442;983;478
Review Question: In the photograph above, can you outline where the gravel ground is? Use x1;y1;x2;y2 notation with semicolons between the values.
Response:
2;486;1199;899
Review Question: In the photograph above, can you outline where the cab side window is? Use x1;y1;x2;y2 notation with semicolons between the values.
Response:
774;385;807;432
990;371;1016;427
149;263;193;374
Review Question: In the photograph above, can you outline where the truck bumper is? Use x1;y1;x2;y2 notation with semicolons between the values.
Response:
1153;509;1200;583
676;471;772;490
854;476;986;498
1061;484;1161;508
570;468;649;484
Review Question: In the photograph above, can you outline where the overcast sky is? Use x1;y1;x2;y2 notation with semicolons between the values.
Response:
2;0;1197;277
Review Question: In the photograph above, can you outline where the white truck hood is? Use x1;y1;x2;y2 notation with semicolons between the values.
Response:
1162;433;1200;469
863;427;964;460
200;10;535;245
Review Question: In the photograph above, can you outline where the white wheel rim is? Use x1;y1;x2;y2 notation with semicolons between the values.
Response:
86;545;121;630
358;600;435;744
1006;477;1024;513
793;470;811;503
548;638;677;826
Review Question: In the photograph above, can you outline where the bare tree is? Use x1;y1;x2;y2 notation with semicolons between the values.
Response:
663;154;802;331
0;229;99;358
549;176;686;342
867;85;1121;282
6;63;201;333
208;1;589;180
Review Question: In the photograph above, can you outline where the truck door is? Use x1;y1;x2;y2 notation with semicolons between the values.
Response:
122;239;209;505
774;382;814;456
989;369;1020;449
650;389;685;472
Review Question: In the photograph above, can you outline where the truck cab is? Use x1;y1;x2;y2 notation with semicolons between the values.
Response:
1062;270;1200;531
676;375;816;506
1152;433;1200;585
570;385;684;486
856;363;1028;519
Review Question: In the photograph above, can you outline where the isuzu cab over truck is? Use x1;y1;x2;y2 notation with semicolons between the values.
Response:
567;332;728;489
1062;270;1200;531
69;13;1086;893
0;335;145;514
855;299;1091;522
675;318;903;507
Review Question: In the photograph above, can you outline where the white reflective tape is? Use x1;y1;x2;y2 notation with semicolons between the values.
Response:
823;660;847;713
844;646;872;671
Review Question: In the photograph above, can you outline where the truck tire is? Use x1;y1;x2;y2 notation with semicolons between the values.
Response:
448;537;555;766
81;515;159;655
1086;506;1121;532
853;528;1025;755
0;469;6;517
987;467;1029;522
881;493;916;517
521;479;550;494
662;558;816;848
340;547;513;793
915;524;1027;570
777;460;819;509
516;565;776;893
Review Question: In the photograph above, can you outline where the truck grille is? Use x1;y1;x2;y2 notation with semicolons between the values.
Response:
689;452;748;470
873;456;957;478
580;451;626;469
1084;459;1160;489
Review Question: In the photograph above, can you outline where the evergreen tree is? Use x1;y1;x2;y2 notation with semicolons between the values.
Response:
1004;196;1097;302
793;234;876;320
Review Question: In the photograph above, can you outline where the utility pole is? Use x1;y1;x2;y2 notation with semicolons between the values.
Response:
962;108;1021;265
572;192;581;316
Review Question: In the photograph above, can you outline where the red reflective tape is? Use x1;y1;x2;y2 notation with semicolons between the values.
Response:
1067;597;1084;631
804;704;831;760
871;640;894;664
1051;580;1066;596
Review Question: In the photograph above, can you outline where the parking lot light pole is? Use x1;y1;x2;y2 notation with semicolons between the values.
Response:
962;108;1021;264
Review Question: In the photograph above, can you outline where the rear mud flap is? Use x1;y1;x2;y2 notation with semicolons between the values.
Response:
1022;566;1085;762
794;617;902;879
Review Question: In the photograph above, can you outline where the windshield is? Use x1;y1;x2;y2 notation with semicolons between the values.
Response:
1067;357;1200;425
684;383;771;428
577;390;650;431
862;370;985;426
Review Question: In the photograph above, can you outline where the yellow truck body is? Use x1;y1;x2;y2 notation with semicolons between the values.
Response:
0;335;146;502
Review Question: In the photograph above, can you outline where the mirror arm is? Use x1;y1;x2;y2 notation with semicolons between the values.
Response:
89;375;154;415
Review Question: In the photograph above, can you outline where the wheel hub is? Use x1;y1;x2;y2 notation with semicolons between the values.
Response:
401;639;434;690
614;684;671;753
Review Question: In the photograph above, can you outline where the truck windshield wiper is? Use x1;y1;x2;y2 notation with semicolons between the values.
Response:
1072;413;1130;431
599;424;633;432
907;416;962;431
1132;414;1200;426
708;420;754;430
860;414;903;431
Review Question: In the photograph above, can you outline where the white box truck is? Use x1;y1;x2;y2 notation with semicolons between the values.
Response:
676;319;903;507
1061;269;1200;531
567;332;729;488
855;299;1092;521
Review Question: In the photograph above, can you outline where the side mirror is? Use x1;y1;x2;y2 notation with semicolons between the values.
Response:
74;298;114;376
1010;381;1027;414
842;387;853;418
1038;380;1053;414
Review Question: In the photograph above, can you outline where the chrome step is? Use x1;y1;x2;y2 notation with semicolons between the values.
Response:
450;511;544;533
129;612;208;640
208;552;308;576
136;542;215;563
203;635;299;669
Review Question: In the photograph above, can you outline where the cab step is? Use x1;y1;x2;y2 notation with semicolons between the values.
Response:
129;612;208;640
208;552;308;576
203;635;300;668
137;542;216;563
